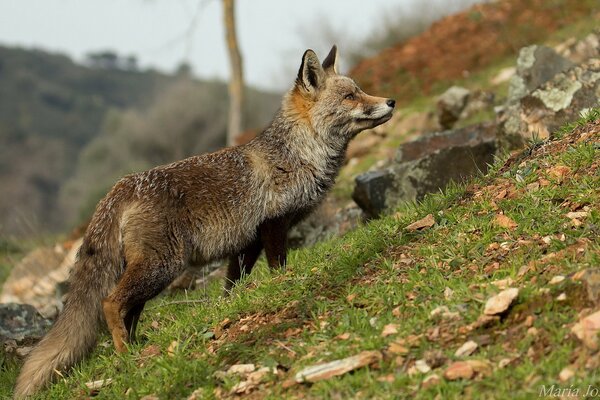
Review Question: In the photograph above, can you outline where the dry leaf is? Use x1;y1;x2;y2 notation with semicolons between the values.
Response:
388;341;409;355
495;189;508;199
405;214;435;231
336;332;351;340
167;340;179;357
444;361;474;380
549;275;565;285
392;306;402;317
382;324;399;337
295;351;382;383
566;211;588;220
140;344;161;358
548;165;572;182
484;288;519;315
494;214;518;229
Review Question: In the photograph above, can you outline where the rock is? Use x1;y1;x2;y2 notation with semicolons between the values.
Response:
0;239;83;319
0;303;52;359
508;45;573;101
571;309;600;350
288;200;363;246
406;214;436;231
558;367;575;382
352;170;395;218
572;269;600;305
415;359;431;373
437;86;471;129
353;123;497;216
295;351;382;383
549;275;565;285
555;32;600;64
454;340;478;357
499;49;600;143
484;288;519;315
85;378;113;390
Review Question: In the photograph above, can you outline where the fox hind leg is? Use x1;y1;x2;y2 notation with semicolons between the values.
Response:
103;260;184;352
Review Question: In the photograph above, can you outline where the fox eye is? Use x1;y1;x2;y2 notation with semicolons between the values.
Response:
344;93;355;100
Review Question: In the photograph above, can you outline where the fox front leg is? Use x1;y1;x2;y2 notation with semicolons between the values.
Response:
259;216;289;269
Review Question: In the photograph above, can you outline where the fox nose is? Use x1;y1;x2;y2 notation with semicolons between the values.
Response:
386;99;396;108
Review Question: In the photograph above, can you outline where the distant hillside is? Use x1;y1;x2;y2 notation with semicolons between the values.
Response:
0;46;280;237
351;0;600;104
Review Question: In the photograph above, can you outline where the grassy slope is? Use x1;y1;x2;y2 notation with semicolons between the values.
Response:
2;109;598;399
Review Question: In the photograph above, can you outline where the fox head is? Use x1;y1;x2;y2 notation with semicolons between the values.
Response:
284;45;395;143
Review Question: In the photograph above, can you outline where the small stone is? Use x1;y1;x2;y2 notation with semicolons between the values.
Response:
549;275;565;285
559;367;575;382
498;358;512;368
557;293;567;301
454;340;478;357
484;288;519;315
491;278;514;290
444;287;454;300
227;364;256;375
571;310;600;350
430;306;449;318
295;351;382;383
415;359;431;373
527;327;539;337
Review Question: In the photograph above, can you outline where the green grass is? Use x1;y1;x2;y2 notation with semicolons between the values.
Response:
3;111;598;399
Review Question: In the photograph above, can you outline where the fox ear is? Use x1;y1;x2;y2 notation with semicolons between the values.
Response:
296;49;325;93
322;45;338;74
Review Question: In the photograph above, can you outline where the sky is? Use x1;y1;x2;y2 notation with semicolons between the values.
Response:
0;0;412;91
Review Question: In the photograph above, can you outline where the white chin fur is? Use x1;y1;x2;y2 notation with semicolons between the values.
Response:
371;103;392;119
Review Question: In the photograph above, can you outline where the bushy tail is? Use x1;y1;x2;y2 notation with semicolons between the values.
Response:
14;247;122;398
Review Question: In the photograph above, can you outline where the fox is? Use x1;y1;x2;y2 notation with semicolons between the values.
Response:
13;45;395;398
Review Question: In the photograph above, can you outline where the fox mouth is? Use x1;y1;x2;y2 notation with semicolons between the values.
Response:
358;110;393;126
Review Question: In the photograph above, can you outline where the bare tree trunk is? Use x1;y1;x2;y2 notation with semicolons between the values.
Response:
223;0;244;146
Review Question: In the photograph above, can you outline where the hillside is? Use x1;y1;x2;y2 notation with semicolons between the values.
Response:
351;0;600;106
2;109;596;399
0;46;280;237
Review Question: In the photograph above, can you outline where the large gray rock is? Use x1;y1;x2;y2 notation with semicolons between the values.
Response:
508;45;573;102
498;46;600;142
353;123;497;216
0;303;52;345
0;240;81;319
352;170;395;218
